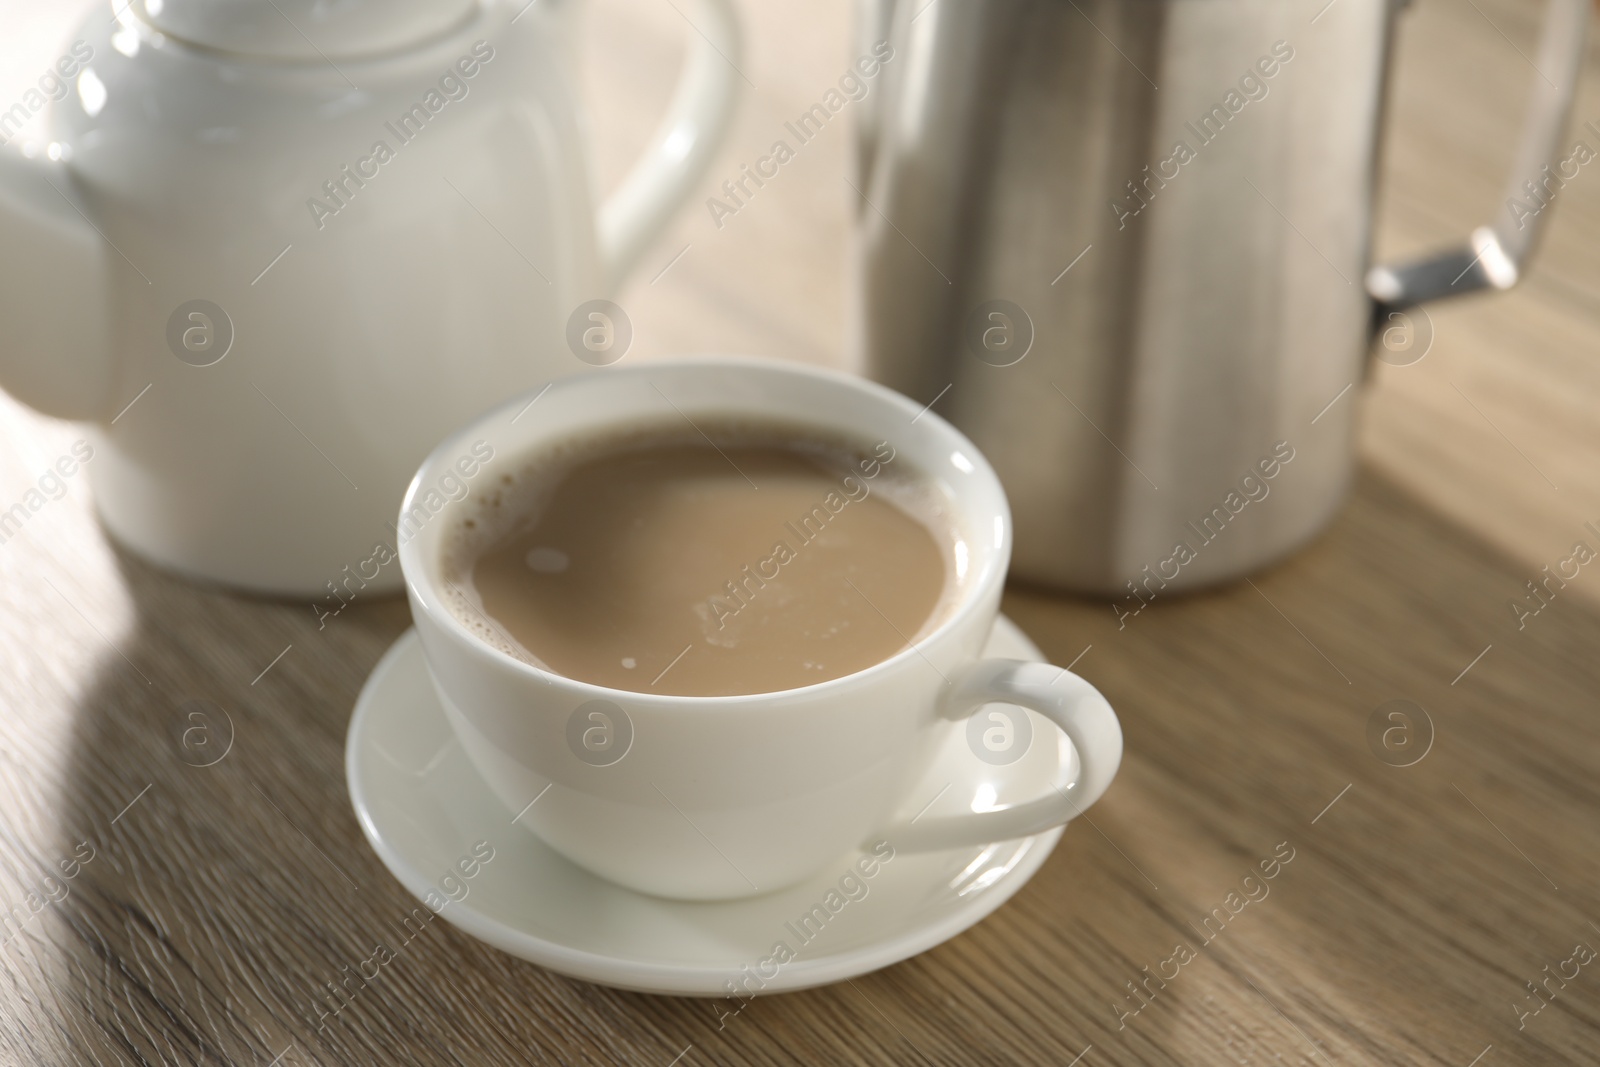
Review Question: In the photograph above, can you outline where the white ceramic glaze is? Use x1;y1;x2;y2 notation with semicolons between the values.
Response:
134;0;480;61
398;358;1123;901
347;620;1071;995
0;0;739;595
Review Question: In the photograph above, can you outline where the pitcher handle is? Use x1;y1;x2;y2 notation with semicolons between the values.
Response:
596;0;742;290
1365;0;1589;316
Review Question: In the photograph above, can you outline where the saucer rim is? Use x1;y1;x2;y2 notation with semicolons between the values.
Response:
346;618;1066;996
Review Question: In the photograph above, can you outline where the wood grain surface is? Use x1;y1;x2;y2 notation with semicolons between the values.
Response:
3;0;1600;1064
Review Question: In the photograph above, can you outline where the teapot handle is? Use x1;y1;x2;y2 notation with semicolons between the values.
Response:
596;0;742;290
1365;0;1589;317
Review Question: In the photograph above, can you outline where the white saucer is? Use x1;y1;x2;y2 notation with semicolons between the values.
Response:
346;616;1078;996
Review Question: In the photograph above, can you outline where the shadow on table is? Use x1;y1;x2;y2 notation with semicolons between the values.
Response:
35;464;1600;1065
34;546;416;1063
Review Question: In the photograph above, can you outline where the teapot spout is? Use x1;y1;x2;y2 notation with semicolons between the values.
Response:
0;146;112;421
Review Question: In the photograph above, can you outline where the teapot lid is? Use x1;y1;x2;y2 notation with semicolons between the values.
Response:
130;0;482;61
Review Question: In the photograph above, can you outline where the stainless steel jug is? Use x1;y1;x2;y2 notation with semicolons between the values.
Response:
852;0;1588;601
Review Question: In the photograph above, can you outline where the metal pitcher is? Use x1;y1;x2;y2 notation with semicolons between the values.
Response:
851;0;1588;599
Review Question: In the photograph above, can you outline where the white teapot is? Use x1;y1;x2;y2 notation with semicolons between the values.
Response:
0;0;738;595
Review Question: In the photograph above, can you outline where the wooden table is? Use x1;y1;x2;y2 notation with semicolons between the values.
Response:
3;0;1600;1063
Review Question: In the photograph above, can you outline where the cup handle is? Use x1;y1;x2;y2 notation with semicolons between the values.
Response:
595;0;742;290
876;660;1123;853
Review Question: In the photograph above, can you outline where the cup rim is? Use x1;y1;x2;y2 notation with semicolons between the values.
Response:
398;355;1013;708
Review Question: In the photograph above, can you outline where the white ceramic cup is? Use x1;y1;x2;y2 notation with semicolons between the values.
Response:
399;358;1123;901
